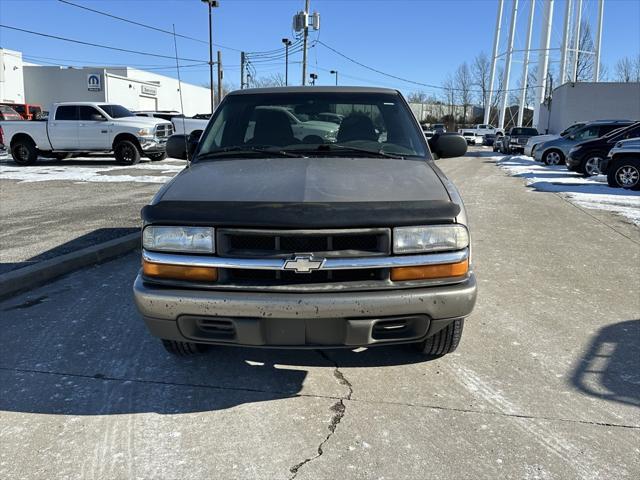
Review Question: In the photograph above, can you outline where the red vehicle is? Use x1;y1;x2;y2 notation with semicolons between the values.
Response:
0;103;43;120
0;105;22;121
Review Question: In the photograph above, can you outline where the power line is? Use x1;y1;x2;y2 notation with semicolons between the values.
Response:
56;0;244;52
0;24;206;63
318;40;550;94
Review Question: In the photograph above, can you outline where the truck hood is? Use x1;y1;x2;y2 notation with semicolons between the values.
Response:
143;157;459;228
114;116;171;127
529;133;559;144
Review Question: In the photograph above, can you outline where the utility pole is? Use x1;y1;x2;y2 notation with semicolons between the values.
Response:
485;0;504;125
201;0;219;114
559;0;573;85
533;0;554;130
593;0;604;81
282;38;292;86
330;70;338;85
302;0;310;86
217;50;223;106
240;51;245;89
518;0;536;127
499;0;518;130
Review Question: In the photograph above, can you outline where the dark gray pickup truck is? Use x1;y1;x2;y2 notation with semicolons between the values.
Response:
133;87;477;357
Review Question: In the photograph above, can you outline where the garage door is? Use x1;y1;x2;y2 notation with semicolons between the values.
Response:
138;96;157;111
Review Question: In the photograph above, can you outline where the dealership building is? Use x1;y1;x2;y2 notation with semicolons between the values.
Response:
1;48;211;116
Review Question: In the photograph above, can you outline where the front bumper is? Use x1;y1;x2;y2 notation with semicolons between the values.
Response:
524;144;535;156
133;273;477;347
565;152;581;168
140;137;168;152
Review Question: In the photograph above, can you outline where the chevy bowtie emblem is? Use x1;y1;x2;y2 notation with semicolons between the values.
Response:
283;255;325;274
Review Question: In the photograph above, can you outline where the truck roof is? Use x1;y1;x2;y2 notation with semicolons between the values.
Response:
52;102;120;107
227;86;400;96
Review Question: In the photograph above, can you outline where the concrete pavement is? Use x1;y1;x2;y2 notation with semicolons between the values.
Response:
1;151;638;479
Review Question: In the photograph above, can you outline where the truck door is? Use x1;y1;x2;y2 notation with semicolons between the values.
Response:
48;105;79;150
78;106;111;150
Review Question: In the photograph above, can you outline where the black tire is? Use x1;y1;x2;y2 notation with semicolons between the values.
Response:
543;149;564;166
147;151;167;161
11;138;38;165
114;139;141;165
161;339;208;356
607;158;640;191
414;319;464;357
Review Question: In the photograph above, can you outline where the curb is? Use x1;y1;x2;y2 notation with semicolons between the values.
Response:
0;232;140;299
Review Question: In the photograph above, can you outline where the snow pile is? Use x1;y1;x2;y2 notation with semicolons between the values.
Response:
0;156;184;184
497;155;640;226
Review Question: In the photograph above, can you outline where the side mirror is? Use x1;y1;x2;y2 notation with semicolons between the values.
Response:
167;133;201;160
569;134;576;140
429;133;467;159
91;114;106;121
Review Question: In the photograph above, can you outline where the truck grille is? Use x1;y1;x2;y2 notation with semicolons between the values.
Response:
155;124;174;138
217;228;390;258
216;228;390;289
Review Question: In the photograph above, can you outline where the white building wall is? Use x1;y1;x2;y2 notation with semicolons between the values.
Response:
536;82;640;134
0;49;26;103
125;68;211;116
22;63;210;116
23;66;107;111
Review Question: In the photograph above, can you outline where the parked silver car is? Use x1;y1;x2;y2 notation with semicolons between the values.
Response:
523;122;585;157
534;120;633;165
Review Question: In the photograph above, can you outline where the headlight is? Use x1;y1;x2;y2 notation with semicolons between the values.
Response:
143;226;215;253
137;128;153;136
393;225;469;254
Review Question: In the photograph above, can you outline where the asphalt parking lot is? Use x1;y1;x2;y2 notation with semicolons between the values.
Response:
1;148;638;479
0;155;185;273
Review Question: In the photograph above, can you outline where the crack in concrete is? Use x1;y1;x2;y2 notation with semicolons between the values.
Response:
288;351;353;479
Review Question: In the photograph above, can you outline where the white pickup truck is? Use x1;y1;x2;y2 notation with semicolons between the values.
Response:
134;111;208;136
458;124;504;138
0;102;173;165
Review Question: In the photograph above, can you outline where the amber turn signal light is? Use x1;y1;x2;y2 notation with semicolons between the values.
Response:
142;259;218;282
391;259;469;281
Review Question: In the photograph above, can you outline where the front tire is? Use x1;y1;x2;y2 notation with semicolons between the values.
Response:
161;339;208;356
581;154;605;177
414;319;464;357
607;159;640;190
11;138;38;165
114;139;141;165
147;151;167;161
543;149;564;166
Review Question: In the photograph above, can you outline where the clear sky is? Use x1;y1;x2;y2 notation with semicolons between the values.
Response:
1;0;638;96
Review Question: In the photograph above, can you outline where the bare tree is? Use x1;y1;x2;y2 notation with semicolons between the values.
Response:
407;91;429;103
614;55;640;82
442;74;456;129
574;20;595;82
251;73;287;88
455;62;473;124
472;52;491;117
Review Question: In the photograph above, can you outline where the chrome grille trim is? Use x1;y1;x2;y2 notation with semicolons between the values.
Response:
142;248;469;271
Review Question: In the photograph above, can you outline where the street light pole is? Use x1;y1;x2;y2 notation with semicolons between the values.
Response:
282;38;292;86
330;70;338;85
201;0;219;112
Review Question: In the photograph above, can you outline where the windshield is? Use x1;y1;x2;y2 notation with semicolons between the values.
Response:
98;104;135;118
560;123;585;136
196;92;427;160
510;128;538;135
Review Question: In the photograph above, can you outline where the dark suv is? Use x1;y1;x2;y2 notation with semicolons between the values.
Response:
501;127;539;154
566;122;640;176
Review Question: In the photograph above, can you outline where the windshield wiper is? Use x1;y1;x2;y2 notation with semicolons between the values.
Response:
289;144;407;159
196;145;308;160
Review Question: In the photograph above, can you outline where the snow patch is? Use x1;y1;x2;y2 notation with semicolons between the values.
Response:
497;155;640;225
0;156;184;184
